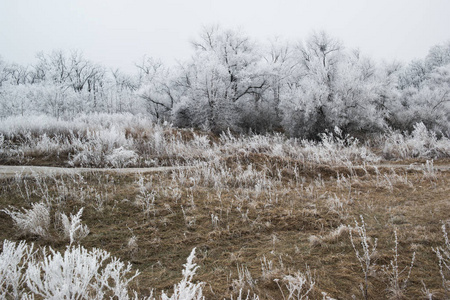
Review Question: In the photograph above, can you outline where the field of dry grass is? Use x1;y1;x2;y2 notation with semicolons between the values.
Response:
1;117;450;298
1;137;449;299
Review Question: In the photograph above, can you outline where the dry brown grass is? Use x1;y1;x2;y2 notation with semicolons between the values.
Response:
1;152;449;299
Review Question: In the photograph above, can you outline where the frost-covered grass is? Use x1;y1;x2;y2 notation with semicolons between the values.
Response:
0;114;215;167
1;114;449;169
383;122;450;159
1;114;450;299
1;150;449;299
219;127;380;166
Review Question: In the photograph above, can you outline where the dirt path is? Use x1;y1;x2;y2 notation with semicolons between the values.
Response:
1;162;449;179
0;165;197;178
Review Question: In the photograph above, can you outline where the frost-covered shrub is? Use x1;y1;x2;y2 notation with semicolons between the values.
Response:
69;127;132;167
274;268;315;300
26;245;139;300
161;248;204;300
69;142;104;167
349;216;378;300
148;126;167;155
218;127;380;166
91;127;131;152
105;147;138;168
383;122;450;159
33;133;67;154
2;203;50;238
301;127;380;165
0;241;203;300
0;240;35;299
60;207;90;245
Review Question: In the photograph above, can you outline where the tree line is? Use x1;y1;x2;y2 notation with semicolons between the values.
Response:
1;26;449;138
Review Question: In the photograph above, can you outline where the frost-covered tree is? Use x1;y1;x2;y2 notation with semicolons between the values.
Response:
136;57;177;120
398;60;427;90
280;31;388;138
425;41;450;70
6;63;30;85
0;57;11;87
34;50;103;93
105;68;140;114
31;50;107;116
0;83;34;117
0;30;449;137
173;26;267;132
237;37;293;133
392;41;450;133
280;31;343;138
394;65;450;132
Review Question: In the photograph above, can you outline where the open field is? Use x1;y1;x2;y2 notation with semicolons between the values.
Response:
1;5;450;298
1;119;450;299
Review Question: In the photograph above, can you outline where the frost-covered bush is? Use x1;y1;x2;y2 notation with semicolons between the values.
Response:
2;203;50;239
33;133;70;155
106;147;138;168
0;114;144;166
60;207;90;245
0;114;86;138
392;58;450;134
274;268;315;300
69;141;105;167
301;127;380;165
0;113;214;167
349;216;378;300
0;240;204;299
0;240;35;299
219;127;380;166
90;127;131;152
2;111;449;168
383;122;450;159
0;113;152;140
69;126;135;167
26;245;139;299
161;248;204;300
70;142;138;168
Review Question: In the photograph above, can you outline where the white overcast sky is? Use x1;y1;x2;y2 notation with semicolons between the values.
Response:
1;0;450;72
